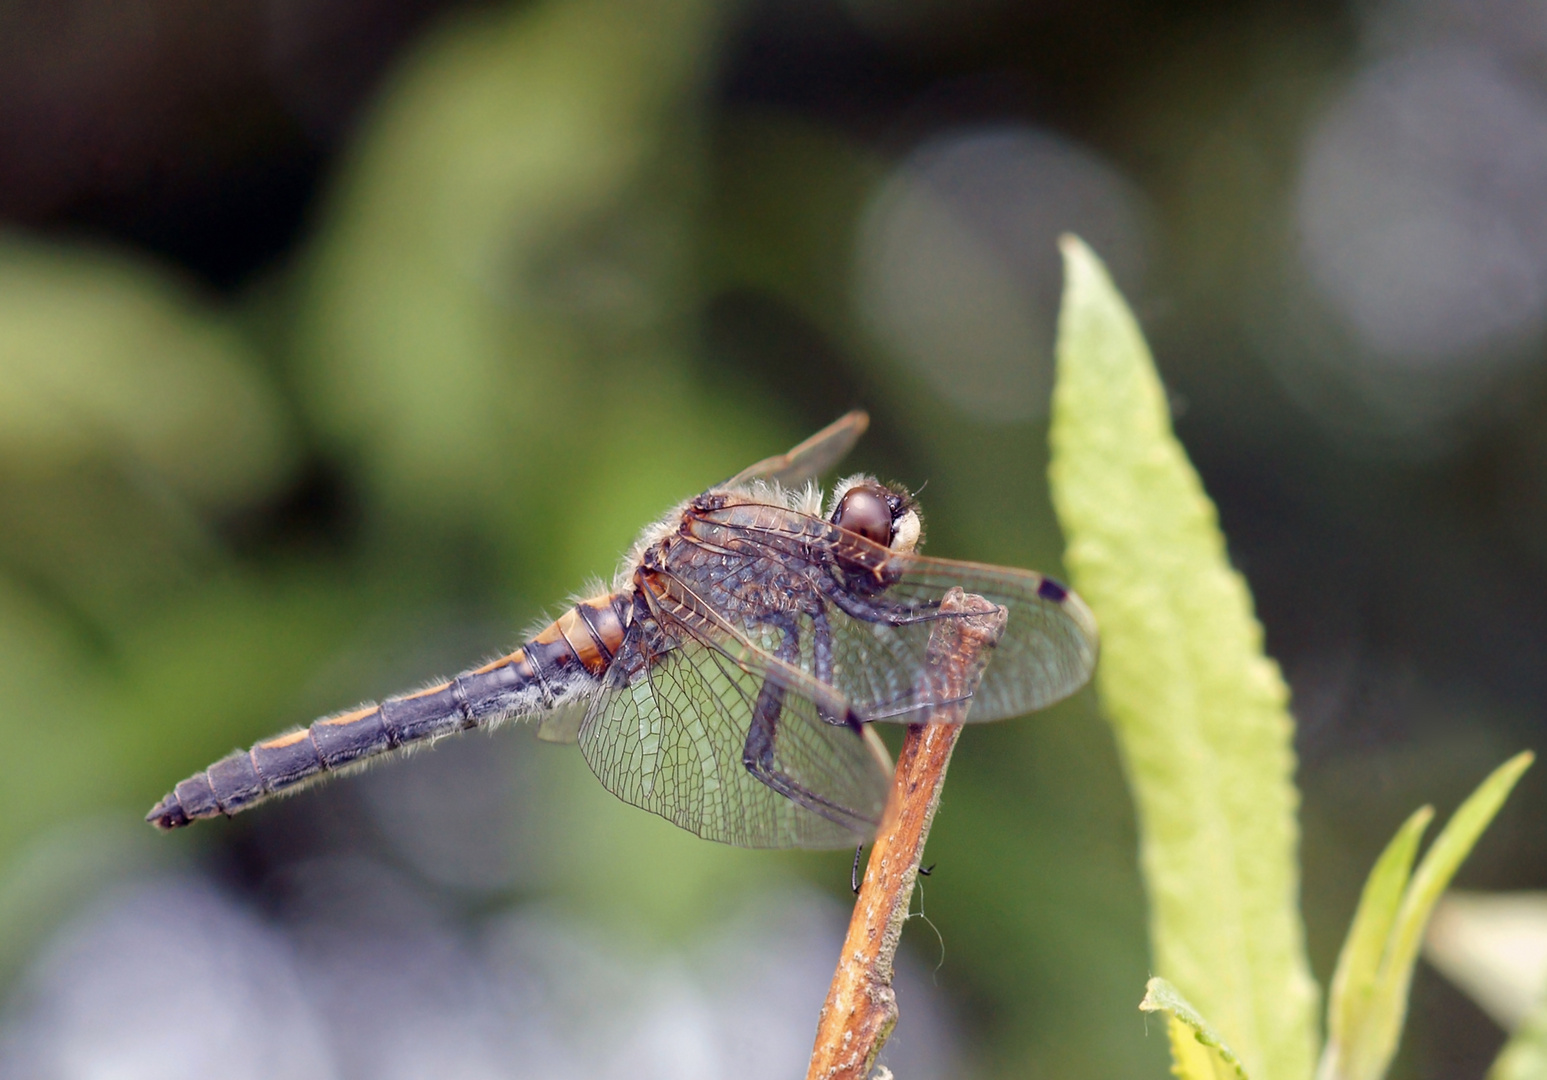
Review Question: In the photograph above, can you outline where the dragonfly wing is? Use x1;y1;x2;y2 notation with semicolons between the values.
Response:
681;504;1097;724
534;696;592;744
725;410;868;488
577;635;890;849
644;568;861;725
836;554;1098;723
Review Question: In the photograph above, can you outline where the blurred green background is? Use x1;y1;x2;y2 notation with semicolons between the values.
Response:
0;0;1544;1076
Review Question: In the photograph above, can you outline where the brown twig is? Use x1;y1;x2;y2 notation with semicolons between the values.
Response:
806;589;1007;1080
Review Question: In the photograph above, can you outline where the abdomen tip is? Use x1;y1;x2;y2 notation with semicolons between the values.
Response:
146;796;189;830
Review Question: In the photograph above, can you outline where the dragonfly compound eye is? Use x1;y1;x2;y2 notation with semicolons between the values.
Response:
833;484;894;546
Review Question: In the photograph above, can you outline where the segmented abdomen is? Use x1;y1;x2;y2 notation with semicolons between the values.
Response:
147;594;630;829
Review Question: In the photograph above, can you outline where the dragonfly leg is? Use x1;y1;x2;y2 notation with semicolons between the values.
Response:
807;602;855;730
818;573;944;628
741;616;870;829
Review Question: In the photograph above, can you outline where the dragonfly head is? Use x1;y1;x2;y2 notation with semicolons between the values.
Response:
830;477;923;555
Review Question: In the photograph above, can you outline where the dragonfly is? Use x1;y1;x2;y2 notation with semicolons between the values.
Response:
147;412;1097;849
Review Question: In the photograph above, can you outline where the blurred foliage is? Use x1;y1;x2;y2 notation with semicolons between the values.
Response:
1424;891;1547;1080
1426;891;1547;1034
293;0;735;542
1492;999;1547;1080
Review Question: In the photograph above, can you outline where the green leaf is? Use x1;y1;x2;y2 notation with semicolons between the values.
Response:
1320;807;1434;1079
1141;976;1252;1080
1047;236;1319;1080
1491;995;1547;1080
1320;752;1534;1080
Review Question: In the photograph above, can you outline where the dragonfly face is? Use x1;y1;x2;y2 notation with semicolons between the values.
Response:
148;412;1098;849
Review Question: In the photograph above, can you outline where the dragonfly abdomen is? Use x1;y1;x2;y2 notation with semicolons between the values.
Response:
146;594;630;830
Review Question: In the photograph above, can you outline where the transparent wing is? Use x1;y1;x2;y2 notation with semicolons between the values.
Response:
725;410;869;488
680;507;1098;724
576;631;891;850
534;696;591;743
834;553;1098;723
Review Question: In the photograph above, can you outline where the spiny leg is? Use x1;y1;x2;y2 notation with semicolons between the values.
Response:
740;615;869;828
818;571;945;628
815;576;992;722
808;601;855;731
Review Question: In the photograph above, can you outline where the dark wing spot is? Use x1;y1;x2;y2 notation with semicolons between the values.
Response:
1037;576;1069;602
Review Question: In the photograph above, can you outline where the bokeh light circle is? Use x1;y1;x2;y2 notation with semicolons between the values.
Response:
1295;46;1547;369
853;125;1147;424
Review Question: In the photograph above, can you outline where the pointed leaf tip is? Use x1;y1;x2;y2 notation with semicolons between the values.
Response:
1319;752;1533;1080
1142;977;1253;1080
1321;805;1434;1080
